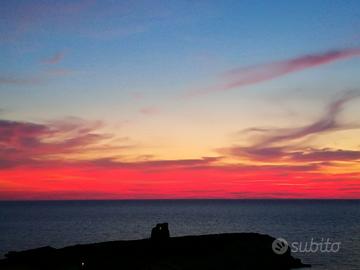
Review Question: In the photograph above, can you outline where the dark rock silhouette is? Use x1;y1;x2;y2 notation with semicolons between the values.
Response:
151;223;170;241
0;223;310;270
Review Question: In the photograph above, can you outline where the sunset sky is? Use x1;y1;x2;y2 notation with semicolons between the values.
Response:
1;0;360;199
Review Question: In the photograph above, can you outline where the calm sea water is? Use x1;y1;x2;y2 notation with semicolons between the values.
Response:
0;200;359;269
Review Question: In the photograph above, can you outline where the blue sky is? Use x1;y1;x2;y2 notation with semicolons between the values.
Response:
0;0;360;147
1;0;359;146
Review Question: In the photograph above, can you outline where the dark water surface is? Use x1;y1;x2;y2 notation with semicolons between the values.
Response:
0;200;359;269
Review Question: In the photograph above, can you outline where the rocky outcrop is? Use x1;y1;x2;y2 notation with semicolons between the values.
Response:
0;224;310;270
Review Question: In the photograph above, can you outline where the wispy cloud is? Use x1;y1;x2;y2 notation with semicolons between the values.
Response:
139;106;160;115
82;24;148;39
0;1;95;42
45;68;73;76
0;117;128;169
0;76;41;85
252;91;360;147
42;51;65;64
220;91;360;163
190;48;360;95
0;115;220;170
1;68;72;87
0;115;359;199
221;145;360;163
289;148;360;162
0;1;157;43
87;157;222;172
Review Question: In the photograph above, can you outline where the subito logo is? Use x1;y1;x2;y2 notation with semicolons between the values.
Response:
272;238;288;255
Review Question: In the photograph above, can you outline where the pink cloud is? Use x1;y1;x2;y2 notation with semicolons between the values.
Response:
42;51;65;64
46;68;73;76
139;106;160;115
0;116;223;172
0;117;128;168
130;92;145;100
190;48;360;95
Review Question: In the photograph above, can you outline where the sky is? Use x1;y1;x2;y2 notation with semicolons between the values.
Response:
1;0;360;199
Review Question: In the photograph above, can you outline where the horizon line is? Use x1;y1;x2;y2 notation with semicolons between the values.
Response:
1;198;359;202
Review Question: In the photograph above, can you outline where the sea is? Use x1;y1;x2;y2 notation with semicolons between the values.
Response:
0;200;359;269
